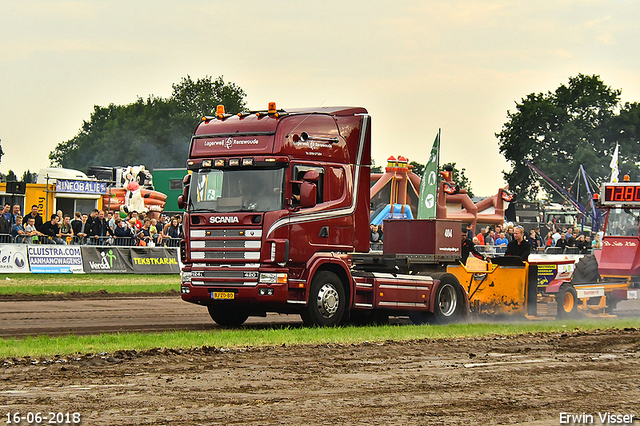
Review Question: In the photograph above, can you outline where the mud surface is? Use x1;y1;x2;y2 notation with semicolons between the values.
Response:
0;296;303;338
1;295;640;425
3;295;640;339
0;290;179;302
1;329;639;425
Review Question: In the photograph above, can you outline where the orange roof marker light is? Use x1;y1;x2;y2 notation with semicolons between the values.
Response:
268;102;281;118
624;175;631;182
216;105;225;119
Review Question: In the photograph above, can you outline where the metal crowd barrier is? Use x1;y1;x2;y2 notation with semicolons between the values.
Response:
163;238;181;247
475;245;506;257
8;235;58;244
545;246;593;255
2;234;182;247
477;244;594;256
369;242;383;251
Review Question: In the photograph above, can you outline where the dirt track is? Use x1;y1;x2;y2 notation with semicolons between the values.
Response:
1;328;639;425
1;296;640;425
2;294;639;339
0;295;303;338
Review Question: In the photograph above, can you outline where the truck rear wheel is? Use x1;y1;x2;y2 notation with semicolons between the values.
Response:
207;305;249;328
571;255;600;284
556;284;578;318
409;274;464;325
301;271;346;327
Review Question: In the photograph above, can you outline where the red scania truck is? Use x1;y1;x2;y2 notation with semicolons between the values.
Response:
178;103;467;327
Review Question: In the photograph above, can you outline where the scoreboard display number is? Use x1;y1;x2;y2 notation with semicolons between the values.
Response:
602;184;640;205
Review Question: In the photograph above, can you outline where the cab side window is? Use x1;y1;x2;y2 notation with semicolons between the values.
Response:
292;165;324;206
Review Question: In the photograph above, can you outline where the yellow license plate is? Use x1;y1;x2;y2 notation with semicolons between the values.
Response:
211;292;235;300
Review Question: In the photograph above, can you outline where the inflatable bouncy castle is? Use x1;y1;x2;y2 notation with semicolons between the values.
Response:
90;165;168;219
369;157;512;229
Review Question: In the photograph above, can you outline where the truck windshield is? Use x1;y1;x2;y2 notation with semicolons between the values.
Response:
605;208;640;237
189;168;285;213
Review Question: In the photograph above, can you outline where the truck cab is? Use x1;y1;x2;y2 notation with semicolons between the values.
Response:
179;104;372;326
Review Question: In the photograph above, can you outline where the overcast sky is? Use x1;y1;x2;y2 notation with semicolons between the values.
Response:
1;0;639;195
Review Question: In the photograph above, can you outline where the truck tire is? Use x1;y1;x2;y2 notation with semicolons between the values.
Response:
432;275;465;324
301;271;346;327
571;254;600;284
605;296;619;314
409;274;464;325
348;311;390;326
556;284;578;318
207;305;249;328
408;311;432;325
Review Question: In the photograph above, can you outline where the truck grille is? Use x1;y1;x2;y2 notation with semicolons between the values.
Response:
195;251;259;260
198;271;246;279
190;240;260;249
188;227;262;286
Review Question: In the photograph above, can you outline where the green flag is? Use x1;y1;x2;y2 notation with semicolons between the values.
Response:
417;131;440;219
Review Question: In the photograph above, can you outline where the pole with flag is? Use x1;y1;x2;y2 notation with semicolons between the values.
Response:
609;143;619;183
417;129;440;219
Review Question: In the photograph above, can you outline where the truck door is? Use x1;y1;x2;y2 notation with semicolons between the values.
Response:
288;163;353;263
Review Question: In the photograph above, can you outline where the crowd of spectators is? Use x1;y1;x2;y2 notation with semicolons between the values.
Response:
468;222;599;256
368;218;601;258
0;203;183;247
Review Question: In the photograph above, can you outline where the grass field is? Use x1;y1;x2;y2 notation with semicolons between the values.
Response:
1;274;638;359
1;318;639;358
0;274;178;295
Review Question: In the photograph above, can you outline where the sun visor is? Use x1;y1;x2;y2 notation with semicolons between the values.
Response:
190;135;274;157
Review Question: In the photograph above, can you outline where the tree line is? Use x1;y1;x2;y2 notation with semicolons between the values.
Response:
3;72;633;205
497;74;640;204
48;75;247;171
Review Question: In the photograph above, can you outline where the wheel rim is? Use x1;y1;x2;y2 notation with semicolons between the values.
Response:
563;291;575;312
438;283;457;317
316;283;339;318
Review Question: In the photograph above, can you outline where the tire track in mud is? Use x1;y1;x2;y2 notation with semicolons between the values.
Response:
0;296;303;338
1;329;639;425
0;295;638;338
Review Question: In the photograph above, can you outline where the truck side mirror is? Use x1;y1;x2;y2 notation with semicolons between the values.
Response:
302;170;319;182
300;182;317;208
177;174;191;210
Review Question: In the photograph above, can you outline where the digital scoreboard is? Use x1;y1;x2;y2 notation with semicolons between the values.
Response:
601;183;640;206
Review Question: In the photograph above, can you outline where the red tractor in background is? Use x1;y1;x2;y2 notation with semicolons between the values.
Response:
568;180;640;313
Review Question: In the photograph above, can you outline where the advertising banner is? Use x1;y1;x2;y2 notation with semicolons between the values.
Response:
27;245;84;273
0;244;30;273
130;247;180;274
81;247;134;274
55;179;107;194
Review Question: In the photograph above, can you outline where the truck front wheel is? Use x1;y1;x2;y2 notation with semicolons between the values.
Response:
207;305;249;328
301;271;346;327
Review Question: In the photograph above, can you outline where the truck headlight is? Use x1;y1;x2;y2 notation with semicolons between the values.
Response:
259;273;287;284
181;271;192;283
